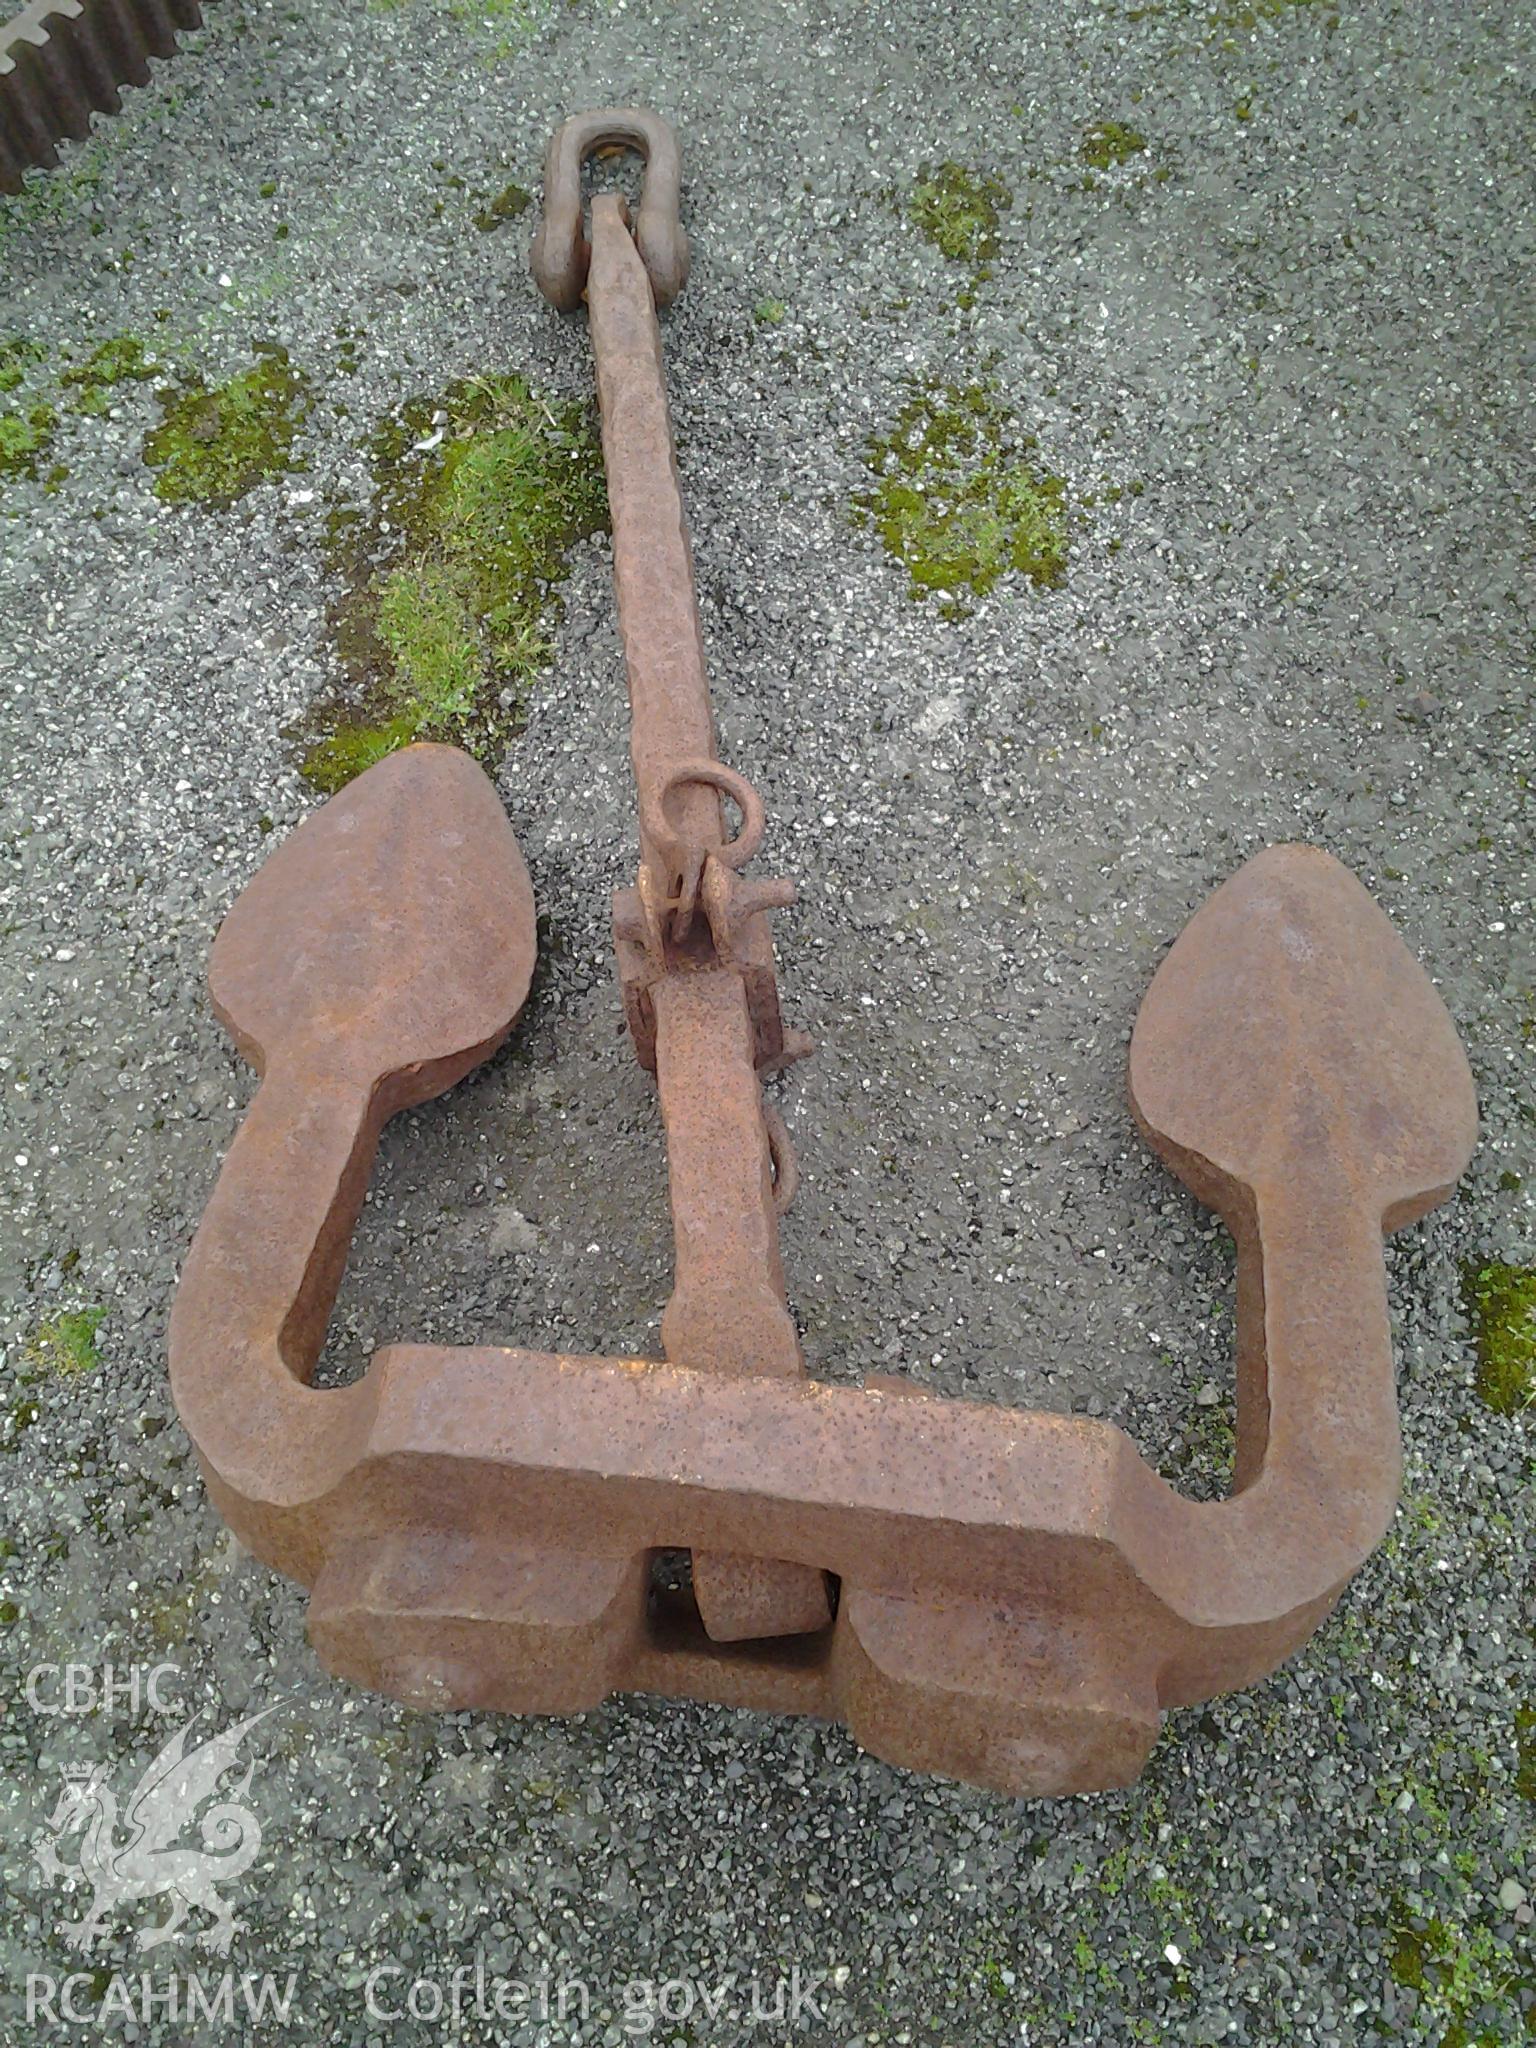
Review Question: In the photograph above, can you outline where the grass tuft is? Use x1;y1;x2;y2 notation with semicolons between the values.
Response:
297;374;605;791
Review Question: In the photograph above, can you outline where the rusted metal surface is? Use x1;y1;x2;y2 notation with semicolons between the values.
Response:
652;966;831;1640
530;107;689;313
555;110;825;1639
170;110;1478;1796
1;0;211;194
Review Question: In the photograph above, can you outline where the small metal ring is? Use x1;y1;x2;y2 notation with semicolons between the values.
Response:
531;108;690;312
762;1101;799;1216
643;759;766;876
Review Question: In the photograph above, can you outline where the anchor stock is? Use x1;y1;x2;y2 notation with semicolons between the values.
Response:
168;111;1477;1796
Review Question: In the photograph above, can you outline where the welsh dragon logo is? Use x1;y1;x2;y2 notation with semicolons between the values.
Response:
32;1708;273;1954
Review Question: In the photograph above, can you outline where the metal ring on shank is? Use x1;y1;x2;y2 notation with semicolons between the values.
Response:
641;759;766;880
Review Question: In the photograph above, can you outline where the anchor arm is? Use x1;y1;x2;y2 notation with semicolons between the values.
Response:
169;1058;383;1571
169;742;540;1574
1123;841;1476;1683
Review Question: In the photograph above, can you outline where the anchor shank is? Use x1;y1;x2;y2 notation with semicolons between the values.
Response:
652;967;831;1637
654;967;799;1381
586;191;722;895
580;176;828;1640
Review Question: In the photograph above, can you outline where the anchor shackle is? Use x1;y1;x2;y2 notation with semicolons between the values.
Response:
531;106;690;312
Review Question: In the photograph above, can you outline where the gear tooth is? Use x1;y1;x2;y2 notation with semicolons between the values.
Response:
128;0;181;60
0;0;214;188
91;0;155;87
0;131;29;195
54;5;131;115
0;73;63;170
19;22;96;140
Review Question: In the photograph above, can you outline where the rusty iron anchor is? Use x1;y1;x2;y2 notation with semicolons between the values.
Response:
169;110;1477;1797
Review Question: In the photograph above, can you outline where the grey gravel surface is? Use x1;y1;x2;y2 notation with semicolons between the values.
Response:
1;0;1533;2042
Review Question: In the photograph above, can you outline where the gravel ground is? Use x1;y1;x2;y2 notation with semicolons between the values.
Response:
1;0;1532;2041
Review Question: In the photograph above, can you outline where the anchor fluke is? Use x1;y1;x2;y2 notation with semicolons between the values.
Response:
209;743;537;1101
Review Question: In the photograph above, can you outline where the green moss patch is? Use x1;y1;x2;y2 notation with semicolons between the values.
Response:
909;162;1011;267
0;337;45;394
25;1307;106;1377
441;0;556;59
2;332;163;483
1387;1911;1529;2045
1212;0;1324;28
1081;120;1149;170
1461;1261;1536;1414
854;380;1068;616
1128;0;1328;30
447;0;541;19
1516;1705;1536;1803
298;373;605;792
474;181;532;232
0;399;57;480
0;340;54;480
61;335;157;416
143;345;311;504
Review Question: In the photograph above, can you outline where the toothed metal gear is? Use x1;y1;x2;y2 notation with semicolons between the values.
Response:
1;0;212;195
